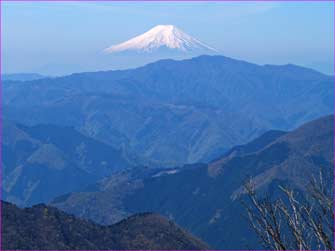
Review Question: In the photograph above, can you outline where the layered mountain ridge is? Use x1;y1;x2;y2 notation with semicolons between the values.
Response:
3;55;333;168
52;115;334;249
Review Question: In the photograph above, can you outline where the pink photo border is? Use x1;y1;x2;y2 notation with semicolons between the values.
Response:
0;0;333;251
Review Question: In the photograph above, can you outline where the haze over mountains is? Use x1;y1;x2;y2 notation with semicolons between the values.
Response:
2;73;47;81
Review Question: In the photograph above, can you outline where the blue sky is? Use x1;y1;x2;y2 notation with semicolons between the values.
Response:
2;1;334;75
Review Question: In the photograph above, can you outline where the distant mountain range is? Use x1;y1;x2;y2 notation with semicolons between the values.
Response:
2;201;209;250
3;55;333;168
52;115;334;249
2;121;132;206
2;73;47;81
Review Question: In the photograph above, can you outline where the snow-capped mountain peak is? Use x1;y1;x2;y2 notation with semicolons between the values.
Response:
104;25;218;53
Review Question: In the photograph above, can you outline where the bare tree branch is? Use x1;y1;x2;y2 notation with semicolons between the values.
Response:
241;169;333;250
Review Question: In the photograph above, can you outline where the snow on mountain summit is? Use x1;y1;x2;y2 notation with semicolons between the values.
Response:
104;25;218;53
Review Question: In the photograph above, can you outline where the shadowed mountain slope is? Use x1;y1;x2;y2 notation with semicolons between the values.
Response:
2;201;209;250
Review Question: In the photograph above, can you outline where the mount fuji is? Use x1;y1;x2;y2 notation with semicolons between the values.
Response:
104;25;218;54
